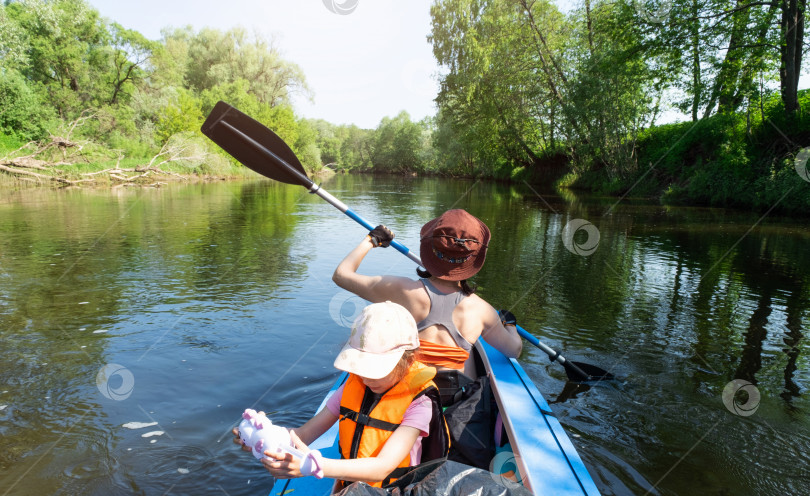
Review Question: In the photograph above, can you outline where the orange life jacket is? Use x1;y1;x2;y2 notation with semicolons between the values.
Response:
337;361;450;488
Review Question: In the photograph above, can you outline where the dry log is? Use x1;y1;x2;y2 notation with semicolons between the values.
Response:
1;157;66;171
0;163;72;185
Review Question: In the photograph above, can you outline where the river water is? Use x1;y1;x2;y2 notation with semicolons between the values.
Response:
0;175;808;495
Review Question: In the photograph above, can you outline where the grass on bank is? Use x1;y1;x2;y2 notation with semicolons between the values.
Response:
0;133;23;155
560;91;810;214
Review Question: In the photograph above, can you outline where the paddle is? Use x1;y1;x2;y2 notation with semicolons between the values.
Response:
516;325;612;381
201;101;613;382
200;101;422;266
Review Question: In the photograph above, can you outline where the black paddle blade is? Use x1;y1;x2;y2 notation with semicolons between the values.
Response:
566;361;614;382
201;101;312;188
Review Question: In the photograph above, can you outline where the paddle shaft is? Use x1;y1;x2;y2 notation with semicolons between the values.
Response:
219;119;423;266
516;325;591;381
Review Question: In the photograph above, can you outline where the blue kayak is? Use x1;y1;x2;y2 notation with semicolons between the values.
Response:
269;340;601;495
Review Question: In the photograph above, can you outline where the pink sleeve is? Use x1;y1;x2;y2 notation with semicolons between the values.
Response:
325;384;345;416
400;394;433;437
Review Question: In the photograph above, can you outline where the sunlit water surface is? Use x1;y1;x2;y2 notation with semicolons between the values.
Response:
1;176;808;495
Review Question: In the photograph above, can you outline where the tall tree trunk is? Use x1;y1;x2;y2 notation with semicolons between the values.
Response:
690;0;702;121
493;99;542;165
781;0;806;116
732;2;780;110
584;0;595;56
518;0;591;140
704;0;751;117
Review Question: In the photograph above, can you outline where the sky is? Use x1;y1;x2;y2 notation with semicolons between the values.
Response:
88;0;806;130
88;0;441;130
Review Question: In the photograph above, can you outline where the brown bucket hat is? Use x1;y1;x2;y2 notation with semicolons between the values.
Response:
419;209;491;281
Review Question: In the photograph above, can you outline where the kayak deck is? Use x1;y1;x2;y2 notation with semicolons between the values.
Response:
269;339;600;495
477;340;600;495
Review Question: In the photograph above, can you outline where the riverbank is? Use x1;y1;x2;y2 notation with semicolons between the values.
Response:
0;132;252;187
2;103;806;217
0;153;334;189
547;97;810;215
345;97;809;216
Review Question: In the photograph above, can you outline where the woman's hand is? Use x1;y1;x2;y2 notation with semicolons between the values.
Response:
368;225;395;248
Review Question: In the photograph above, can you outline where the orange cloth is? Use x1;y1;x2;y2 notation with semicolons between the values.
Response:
414;339;470;370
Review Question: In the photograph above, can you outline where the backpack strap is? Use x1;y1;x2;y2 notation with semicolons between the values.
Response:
414;386;451;460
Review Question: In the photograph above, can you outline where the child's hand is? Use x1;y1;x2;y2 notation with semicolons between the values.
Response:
262;431;307;479
262;449;301;478
288;429;309;452
262;430;323;479
231;427;252;453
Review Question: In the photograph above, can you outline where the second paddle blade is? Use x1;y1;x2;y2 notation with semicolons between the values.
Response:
201;101;312;188
567;361;614;382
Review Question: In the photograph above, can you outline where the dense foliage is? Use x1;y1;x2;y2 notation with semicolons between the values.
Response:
427;0;808;212
0;0;444;177
0;0;320;171
0;0;807;212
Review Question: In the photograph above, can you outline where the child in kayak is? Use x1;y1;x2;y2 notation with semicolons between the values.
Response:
233;301;449;489
332;209;522;403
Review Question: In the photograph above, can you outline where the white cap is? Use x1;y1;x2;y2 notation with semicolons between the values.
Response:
333;301;419;379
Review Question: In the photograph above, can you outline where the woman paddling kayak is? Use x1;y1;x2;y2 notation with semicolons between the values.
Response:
332;209;522;403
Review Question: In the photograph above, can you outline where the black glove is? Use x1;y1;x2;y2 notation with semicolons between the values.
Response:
368;225;394;248
498;309;517;327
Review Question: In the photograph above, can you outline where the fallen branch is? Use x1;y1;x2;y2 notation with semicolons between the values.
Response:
1;156;67;171
0;130;212;185
141;136;207;172
1;163;72;185
83;166;179;182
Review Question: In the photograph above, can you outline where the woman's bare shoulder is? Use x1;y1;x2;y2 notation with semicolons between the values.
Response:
369;276;427;302
458;293;497;319
462;292;493;308
378;276;424;291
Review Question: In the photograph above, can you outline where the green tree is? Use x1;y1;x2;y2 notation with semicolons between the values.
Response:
6;0;109;117
431;0;578;176
432;109;476;175
431;0;651;176
105;23;158;105
155;89;203;144
150;26;191;89
634;0;789;119
372;111;424;173
780;0;806;116
0;68;56;140
337;125;374;170
0;2;29;70
307;119;342;166
0;0;332;175
174;26;310;106
294;118;321;171
561;0;655;175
